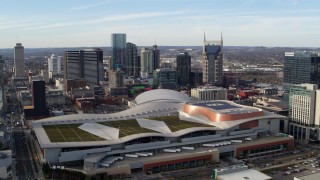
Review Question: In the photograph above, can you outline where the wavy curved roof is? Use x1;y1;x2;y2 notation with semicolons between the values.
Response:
32;92;284;149
135;89;191;105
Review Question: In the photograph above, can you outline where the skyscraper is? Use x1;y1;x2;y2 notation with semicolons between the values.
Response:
153;45;160;70
125;42;139;77
202;34;223;86
111;33;126;70
140;48;154;78
284;51;320;86
48;54;62;77
14;43;25;78
0;55;4;111
176;52;191;86
153;68;177;90
64;48;103;86
0;55;3;87
24;80;49;117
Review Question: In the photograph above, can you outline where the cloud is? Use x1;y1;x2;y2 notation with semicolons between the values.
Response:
78;10;187;25
70;0;113;10
0;21;44;30
20;23;66;30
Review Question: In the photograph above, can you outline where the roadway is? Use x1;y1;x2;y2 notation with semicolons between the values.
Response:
13;129;35;179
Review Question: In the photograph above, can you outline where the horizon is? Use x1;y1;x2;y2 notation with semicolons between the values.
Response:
1;0;320;48
1;45;320;50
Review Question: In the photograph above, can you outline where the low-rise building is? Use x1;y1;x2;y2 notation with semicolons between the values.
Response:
70;86;94;101
55;78;64;91
46;90;65;107
0;150;12;179
259;87;278;95
19;90;32;106
237;90;259;99
191;85;227;101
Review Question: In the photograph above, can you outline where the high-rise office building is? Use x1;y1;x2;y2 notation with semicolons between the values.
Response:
176;52;191;86
0;55;4;111
14;43;25;78
284;51;320;86
108;70;124;88
153;68;177;89
140;48;154;78
0;55;4;87
288;83;320;142
48;54;62;77
111;33;126;70
24;80;49;117
202;34;223;86
107;69;127;97
153;45;160;70
125;42;139;77
64;48;103;86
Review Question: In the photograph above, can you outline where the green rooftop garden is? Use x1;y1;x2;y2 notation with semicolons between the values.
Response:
149;116;214;132
98;119;157;138
42;116;214;143
43;124;104;143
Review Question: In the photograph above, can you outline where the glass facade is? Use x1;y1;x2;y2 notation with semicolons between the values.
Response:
284;51;320;85
176;52;191;86
153;69;177;87
111;33;126;70
202;41;223;86
125;42;139;77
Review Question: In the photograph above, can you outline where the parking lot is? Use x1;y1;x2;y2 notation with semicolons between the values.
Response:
260;153;320;179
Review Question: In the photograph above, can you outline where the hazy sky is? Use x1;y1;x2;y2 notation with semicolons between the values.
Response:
0;0;319;48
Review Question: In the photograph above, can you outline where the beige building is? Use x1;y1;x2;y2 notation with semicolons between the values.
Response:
191;86;227;101
289;84;320;142
14;43;25;78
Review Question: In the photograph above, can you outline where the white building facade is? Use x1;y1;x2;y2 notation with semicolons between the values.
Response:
48;54;62;78
140;48;154;78
288;83;320;142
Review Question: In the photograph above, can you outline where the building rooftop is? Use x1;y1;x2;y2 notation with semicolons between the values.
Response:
218;169;272;180
189;100;261;115
295;172;320;180
32;89;284;149
42;116;214;143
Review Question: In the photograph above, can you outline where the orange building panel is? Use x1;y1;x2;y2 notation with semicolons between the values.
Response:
183;104;264;122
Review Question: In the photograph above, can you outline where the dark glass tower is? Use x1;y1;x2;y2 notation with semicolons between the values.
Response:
125;42;139;77
153;45;160;70
176;52;191;86
24;80;49;117
111;33;126;70
284;51;320;86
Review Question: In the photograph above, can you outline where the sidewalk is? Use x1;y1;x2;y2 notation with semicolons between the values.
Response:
26;129;44;179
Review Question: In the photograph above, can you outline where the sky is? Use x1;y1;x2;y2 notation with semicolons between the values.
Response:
0;0;319;48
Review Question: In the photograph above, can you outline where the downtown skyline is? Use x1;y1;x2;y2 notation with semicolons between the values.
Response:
1;0;320;48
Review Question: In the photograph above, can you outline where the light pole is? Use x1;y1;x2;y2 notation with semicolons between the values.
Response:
51;165;56;180
10;112;14;132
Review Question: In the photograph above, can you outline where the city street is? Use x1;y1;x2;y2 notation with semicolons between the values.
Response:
13;129;35;179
